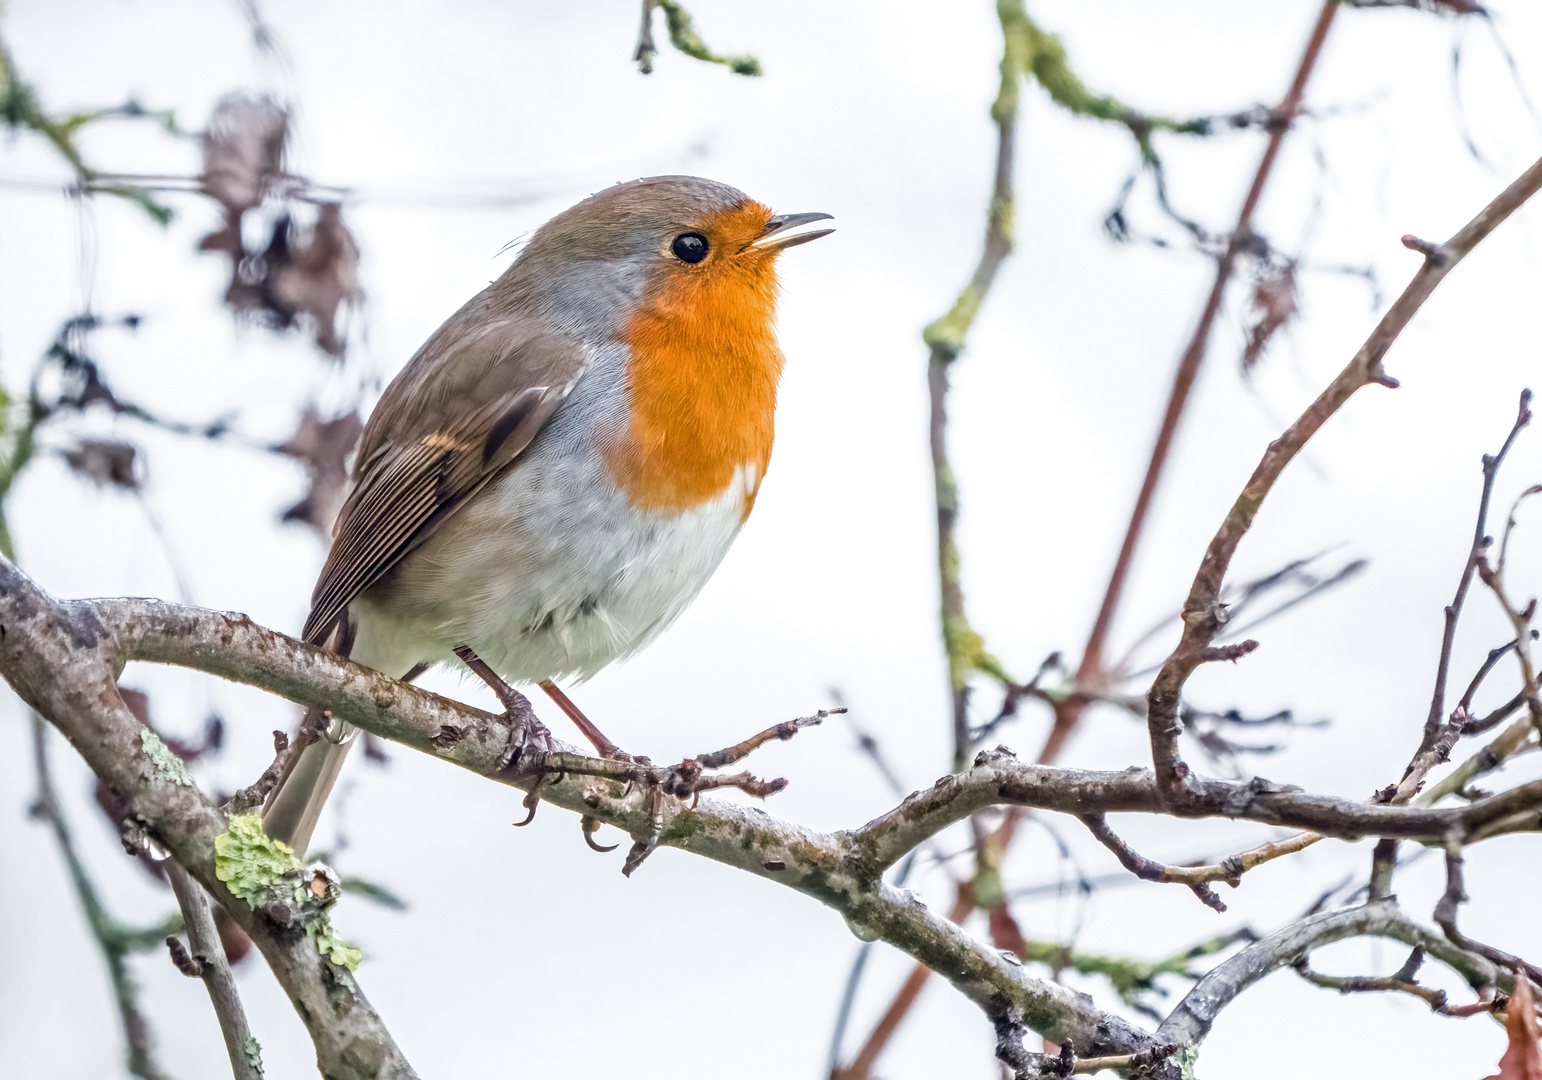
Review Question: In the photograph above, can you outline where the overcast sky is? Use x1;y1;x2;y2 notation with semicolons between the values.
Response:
3;2;1542;1077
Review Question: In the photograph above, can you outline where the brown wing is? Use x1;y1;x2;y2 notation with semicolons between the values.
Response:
302;300;590;645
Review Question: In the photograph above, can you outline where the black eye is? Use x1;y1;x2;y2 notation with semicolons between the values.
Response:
671;232;709;264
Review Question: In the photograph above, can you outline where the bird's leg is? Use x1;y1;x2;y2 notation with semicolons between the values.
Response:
538;679;647;763
452;645;553;770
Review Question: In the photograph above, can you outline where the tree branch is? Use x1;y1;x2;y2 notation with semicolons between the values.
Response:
1146;152;1542;808
30;715;172;1080
1072;0;1341;702
0;558;1165;1066
1422;389;1534;755
1078;813;1321;913
1158;900;1503;1048
2;567;417;1080
164;859;262;1080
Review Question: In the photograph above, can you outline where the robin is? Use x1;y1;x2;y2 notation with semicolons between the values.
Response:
262;176;833;854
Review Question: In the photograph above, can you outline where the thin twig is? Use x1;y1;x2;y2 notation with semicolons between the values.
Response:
1146;154;1542;809
1080;813;1322;912
1292;944;1499;1016
1421;389;1533;756
1434;833;1542;984
1071;0;1341;706
164;859;262;1080
30;715;172;1080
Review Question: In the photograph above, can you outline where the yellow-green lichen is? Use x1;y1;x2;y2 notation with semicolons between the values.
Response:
215;814;300;905
658;1;760;76
140;729;193;787
243;1034;264;1078
923;287;983;355
308;919;362;972
214;815;362;973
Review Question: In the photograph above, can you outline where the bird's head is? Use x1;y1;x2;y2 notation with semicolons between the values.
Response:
502;175;832;340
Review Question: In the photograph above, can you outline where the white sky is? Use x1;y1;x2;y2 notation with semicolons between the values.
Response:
2;1;1542;1077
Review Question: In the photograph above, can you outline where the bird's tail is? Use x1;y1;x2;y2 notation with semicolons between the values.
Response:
262;706;356;857
261;616;362;857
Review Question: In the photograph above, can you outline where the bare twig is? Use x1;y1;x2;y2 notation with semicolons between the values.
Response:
632;0;658;72
1433;834;1542;984
1422;389;1533;755
1146;154;1542;809
1072;0;1341;705
30;715;172;1080
1458;639;1520;717
229;729;290;814
1292;943;1500;1017
1079;813;1322;913
164;859;262;1080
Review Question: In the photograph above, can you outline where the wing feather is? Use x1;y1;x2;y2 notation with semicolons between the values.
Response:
301;306;591;646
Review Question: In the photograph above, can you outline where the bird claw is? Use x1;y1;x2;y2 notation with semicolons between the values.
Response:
622;786;666;877
497;707;556;773
581;814;618;853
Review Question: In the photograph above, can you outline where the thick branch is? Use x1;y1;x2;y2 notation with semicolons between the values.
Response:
1;567;415;1080
1158;900;1502;1047
0;559;1160;1063
859;751;1542;871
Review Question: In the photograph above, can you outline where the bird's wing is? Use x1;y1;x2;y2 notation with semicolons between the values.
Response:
302;303;592;645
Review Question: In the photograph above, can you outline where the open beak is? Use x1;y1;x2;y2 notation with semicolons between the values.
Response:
744;211;835;253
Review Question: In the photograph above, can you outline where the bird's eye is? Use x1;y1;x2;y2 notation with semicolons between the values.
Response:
671;232;709;264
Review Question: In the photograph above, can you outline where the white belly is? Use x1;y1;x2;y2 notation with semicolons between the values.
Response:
346;346;757;684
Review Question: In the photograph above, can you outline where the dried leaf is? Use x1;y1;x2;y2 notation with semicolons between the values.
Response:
1241;261;1298;374
276;406;362;536
214;207;362;356
272;203;361;356
1485;976;1542;1080
61;439;139;489
201;94;287;213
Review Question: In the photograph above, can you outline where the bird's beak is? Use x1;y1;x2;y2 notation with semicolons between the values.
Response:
744;212;835;253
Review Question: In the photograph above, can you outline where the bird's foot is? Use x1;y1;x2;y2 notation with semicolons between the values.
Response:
557;708;843;875
536;679;649;762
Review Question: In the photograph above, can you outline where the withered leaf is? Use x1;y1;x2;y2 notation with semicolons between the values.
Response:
1241;261;1298;375
272;203;361;356
1485;976;1542;1080
201;94;288;214
62;440;139;490
276;406;362;538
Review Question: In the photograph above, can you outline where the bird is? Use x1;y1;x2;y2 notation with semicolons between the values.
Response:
261;175;833;855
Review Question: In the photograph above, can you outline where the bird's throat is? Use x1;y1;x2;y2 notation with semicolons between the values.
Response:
607;258;783;516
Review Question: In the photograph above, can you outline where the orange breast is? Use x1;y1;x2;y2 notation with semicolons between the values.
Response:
605;210;784;516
